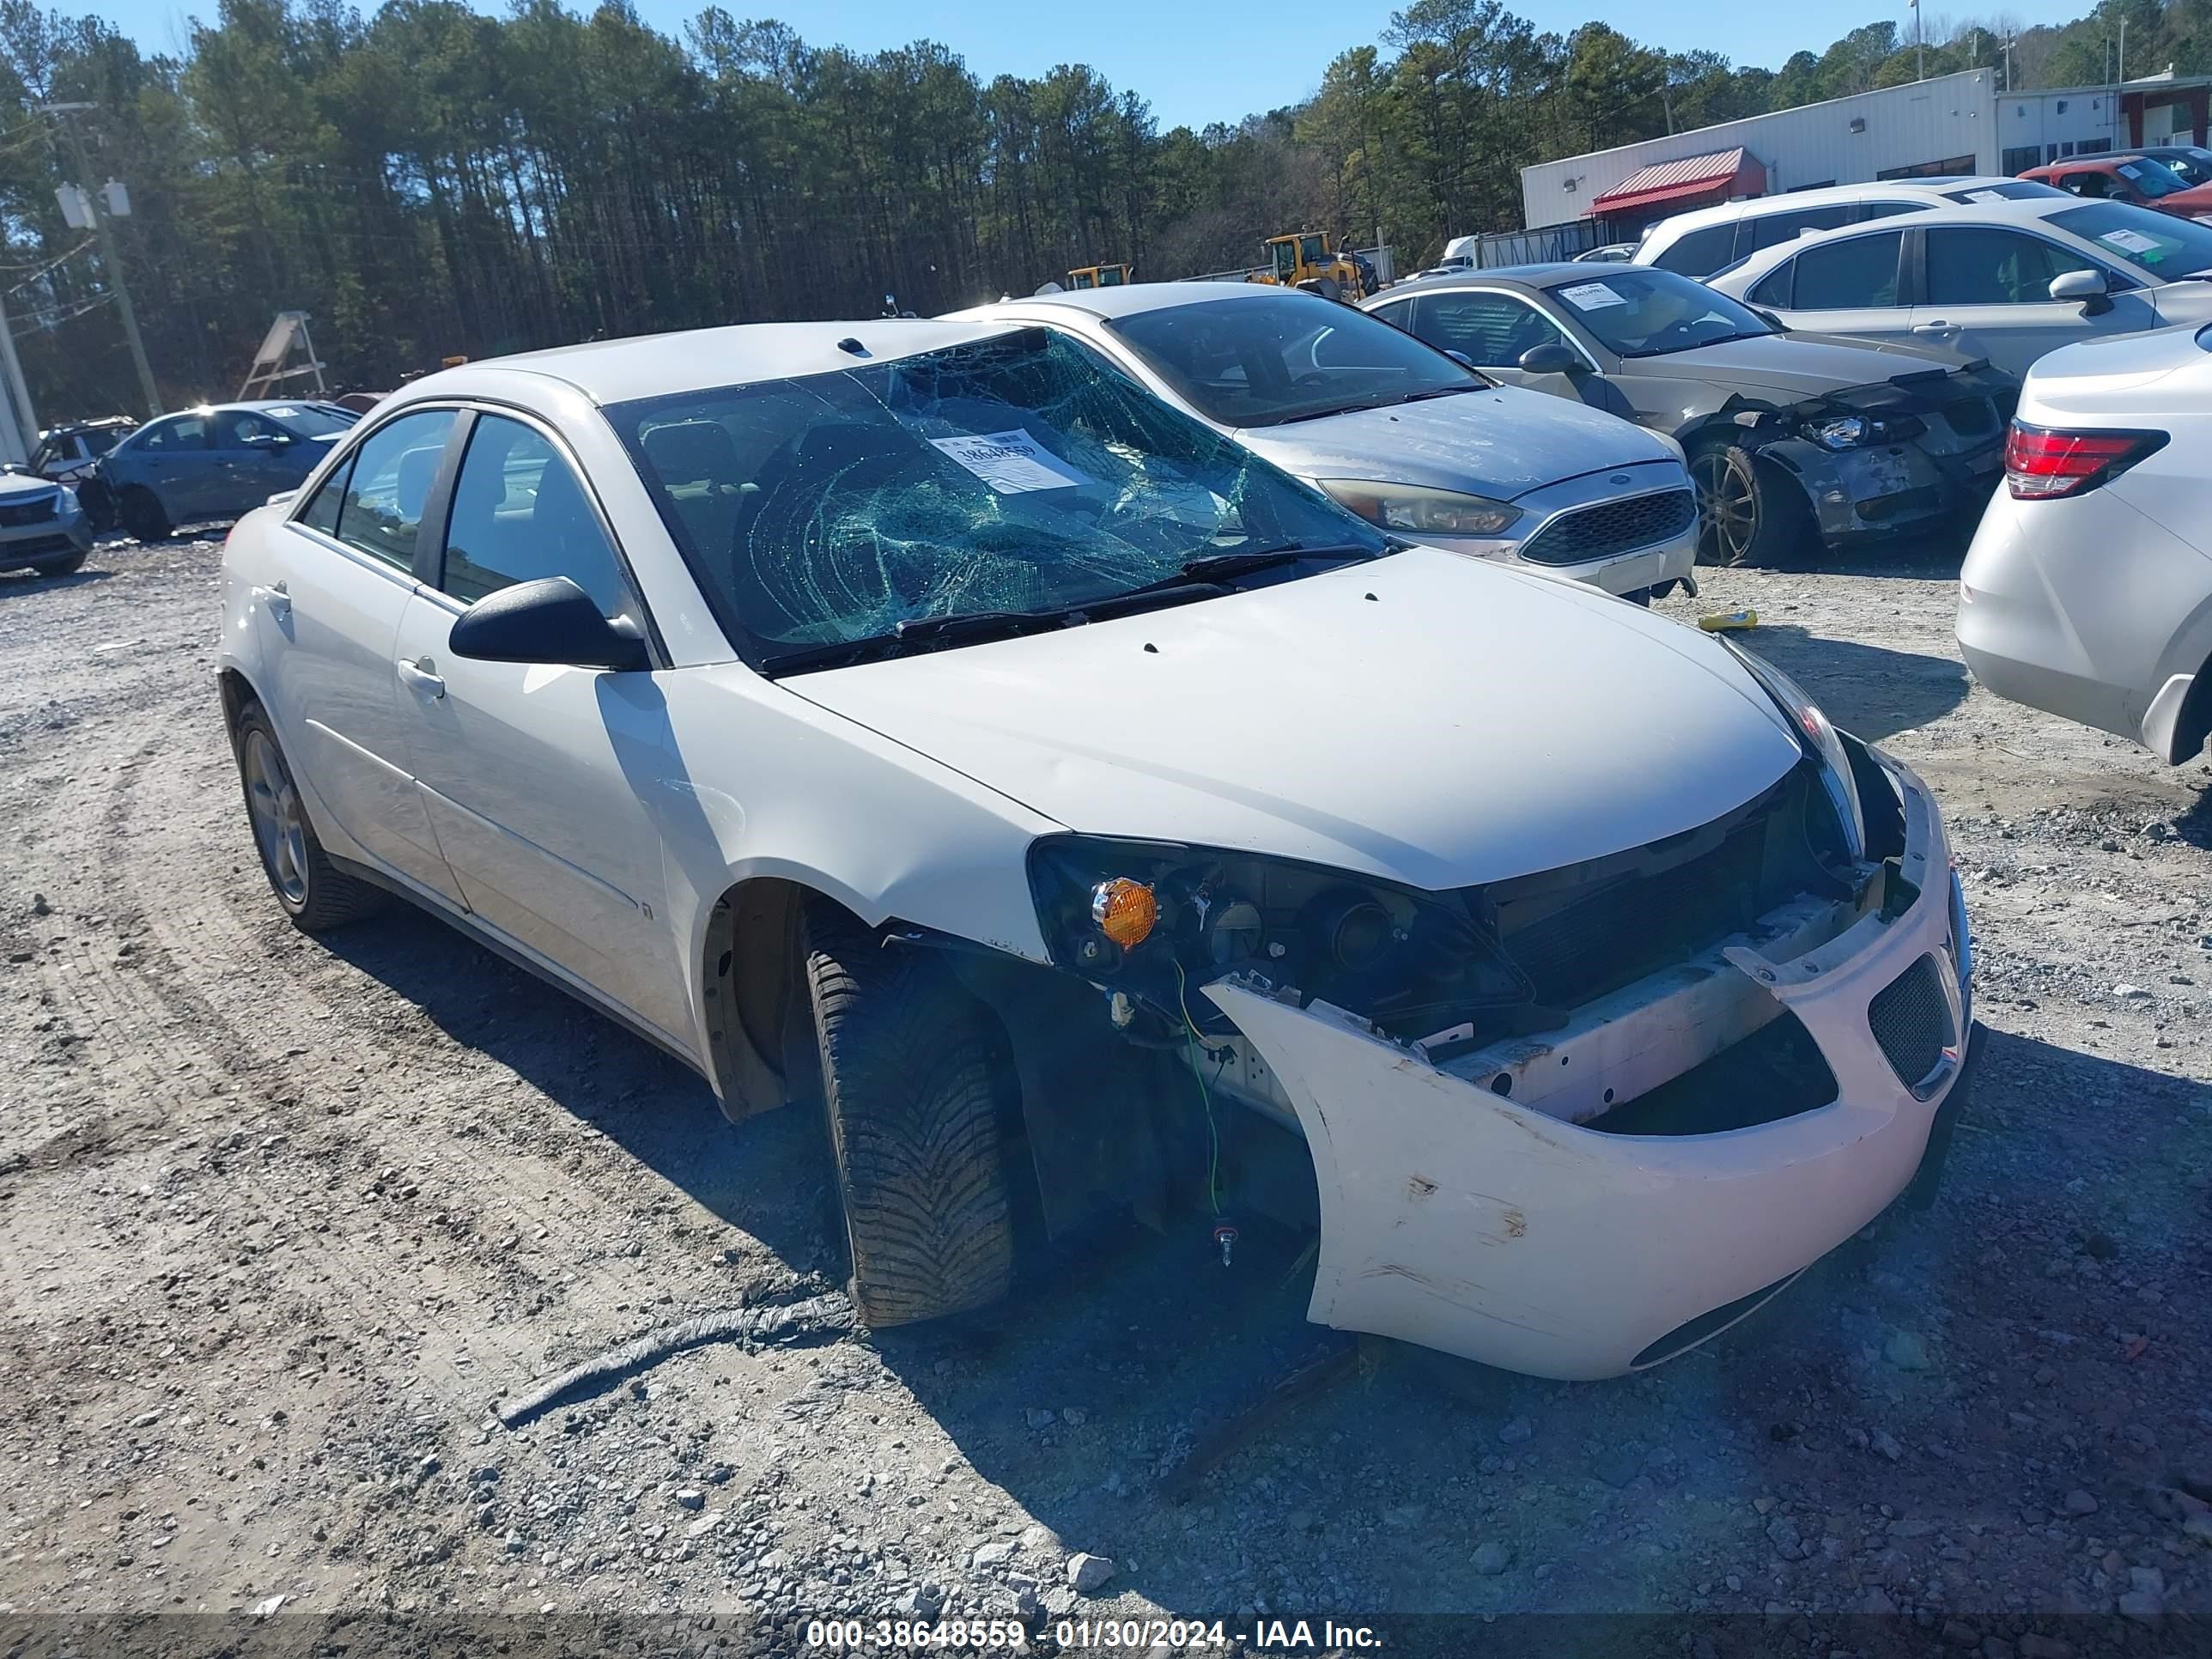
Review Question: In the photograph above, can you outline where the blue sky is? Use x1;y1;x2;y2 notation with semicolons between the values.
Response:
94;0;2098;130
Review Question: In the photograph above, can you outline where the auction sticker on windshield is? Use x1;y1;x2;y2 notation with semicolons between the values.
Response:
2098;228;2163;255
928;430;1092;493
1559;282;1629;310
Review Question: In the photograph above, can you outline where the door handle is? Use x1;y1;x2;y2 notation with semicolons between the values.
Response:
397;657;446;699
248;582;290;621
1911;322;1958;336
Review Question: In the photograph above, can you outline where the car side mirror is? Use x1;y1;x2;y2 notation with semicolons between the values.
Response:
1442;349;1477;369
241;430;293;447
1517;342;1583;375
1752;307;1790;332
2049;268;2112;314
447;575;648;672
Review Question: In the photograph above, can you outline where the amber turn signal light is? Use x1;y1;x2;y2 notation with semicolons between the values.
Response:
1090;877;1158;949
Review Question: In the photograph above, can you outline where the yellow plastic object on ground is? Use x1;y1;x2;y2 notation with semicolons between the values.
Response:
1698;609;1758;632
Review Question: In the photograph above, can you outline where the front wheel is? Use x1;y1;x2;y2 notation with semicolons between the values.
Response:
119;486;172;544
231;700;383;932
1688;440;1807;567
804;900;1014;1328
29;548;88;578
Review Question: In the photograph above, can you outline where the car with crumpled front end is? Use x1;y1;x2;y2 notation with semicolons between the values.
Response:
1365;264;2016;565
216;317;1977;1381
949;283;1699;602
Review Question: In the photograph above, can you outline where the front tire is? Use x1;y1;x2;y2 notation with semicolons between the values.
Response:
231;700;383;933
29;548;88;577
119;486;172;544
1688;439;1806;567
804;900;1014;1328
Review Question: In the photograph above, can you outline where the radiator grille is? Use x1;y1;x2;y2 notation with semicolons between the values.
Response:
0;492;58;527
1869;953;1953;1089
1517;489;1695;567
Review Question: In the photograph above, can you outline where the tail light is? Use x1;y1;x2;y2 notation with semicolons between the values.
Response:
2003;421;2167;500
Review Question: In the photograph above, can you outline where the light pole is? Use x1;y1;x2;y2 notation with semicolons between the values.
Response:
39;101;161;417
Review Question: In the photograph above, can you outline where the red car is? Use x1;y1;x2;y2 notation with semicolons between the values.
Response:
2018;154;2212;223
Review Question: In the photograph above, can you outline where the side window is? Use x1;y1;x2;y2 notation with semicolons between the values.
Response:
214;410;284;448
136;416;207;453
1790;231;1904;308
439;415;631;617
331;409;457;572
296;453;352;536
1748;259;1796;308
1649;223;1739;276
1858;201;1926;221
1414;290;1571;367
1748;204;1852;251
1924;229;2087;305
1366;298;1416;332
2059;172;2109;198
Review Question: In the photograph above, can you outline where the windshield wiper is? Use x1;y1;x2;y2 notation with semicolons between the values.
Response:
1391;383;1487;404
1123;540;1377;594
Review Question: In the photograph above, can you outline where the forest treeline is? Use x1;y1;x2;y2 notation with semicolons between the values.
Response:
3;0;2206;414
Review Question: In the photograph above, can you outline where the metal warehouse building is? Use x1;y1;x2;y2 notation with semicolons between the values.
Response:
1520;68;2212;234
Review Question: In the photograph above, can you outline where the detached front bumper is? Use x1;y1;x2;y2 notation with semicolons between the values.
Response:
1203;754;1972;1381
1766;433;2004;545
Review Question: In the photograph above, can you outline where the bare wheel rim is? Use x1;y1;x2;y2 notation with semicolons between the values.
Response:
243;730;308;906
1692;451;1758;565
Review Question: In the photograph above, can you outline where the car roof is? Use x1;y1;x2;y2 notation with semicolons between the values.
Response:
1716;196;2104;276
958;281;1316;324
1376;264;1581;297
1647;178;2030;237
383;319;1054;409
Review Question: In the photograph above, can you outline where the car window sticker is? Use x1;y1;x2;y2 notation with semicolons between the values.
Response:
1965;189;2008;204
2097;228;2162;254
927;430;1095;494
1558;282;1629;311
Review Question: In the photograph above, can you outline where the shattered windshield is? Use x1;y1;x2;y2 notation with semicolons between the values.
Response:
1544;267;1777;358
1108;292;1485;427
605;328;1388;666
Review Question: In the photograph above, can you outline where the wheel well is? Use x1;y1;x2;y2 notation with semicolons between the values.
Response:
700;877;807;1121
217;667;257;738
2172;655;2212;764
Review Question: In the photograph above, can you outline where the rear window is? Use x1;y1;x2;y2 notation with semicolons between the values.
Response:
2048;203;2212;280
1647;223;1740;277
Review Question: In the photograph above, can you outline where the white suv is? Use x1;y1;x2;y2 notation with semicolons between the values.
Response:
216;318;1976;1380
1635;178;2065;277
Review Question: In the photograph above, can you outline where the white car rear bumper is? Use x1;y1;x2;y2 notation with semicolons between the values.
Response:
1204;755;1969;1380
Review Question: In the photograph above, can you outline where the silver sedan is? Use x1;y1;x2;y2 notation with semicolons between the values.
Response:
951;283;1698;600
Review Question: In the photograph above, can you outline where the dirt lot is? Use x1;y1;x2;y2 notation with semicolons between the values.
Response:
2;528;2209;1656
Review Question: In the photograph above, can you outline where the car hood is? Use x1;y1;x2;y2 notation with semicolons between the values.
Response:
1638;331;1973;398
781;548;1804;893
0;471;60;499
1230;384;1675;501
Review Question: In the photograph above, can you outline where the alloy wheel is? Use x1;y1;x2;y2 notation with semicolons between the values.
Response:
243;729;309;908
1691;450;1758;566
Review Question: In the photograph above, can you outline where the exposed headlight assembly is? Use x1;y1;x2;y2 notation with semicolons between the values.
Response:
1805;415;1875;450
1315;479;1522;538
1027;836;1530;1036
1720;639;1866;864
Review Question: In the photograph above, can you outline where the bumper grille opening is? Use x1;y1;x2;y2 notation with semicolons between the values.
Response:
0;495;58;527
1518;489;1694;567
1584;1008;1838;1138
1869;952;1953;1090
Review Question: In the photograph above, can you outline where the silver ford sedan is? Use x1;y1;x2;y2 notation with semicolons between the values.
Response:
951;283;1698;601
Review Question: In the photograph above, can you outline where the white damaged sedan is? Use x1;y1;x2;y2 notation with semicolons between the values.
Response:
216;319;1976;1380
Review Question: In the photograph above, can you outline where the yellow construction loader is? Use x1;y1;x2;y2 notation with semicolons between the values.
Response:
1066;264;1133;289
1251;232;1371;300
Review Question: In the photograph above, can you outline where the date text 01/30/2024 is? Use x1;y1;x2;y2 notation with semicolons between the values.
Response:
803;1618;1385;1650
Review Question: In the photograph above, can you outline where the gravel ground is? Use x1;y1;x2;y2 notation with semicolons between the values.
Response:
1;529;2209;1656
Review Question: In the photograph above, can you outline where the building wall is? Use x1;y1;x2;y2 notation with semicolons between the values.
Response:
1520;71;1998;229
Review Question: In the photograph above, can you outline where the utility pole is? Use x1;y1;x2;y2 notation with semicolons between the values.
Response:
0;285;37;461
40;101;161;417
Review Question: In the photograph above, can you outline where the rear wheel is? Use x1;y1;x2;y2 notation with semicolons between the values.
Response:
119;486;172;544
804;899;1014;1328
1688;439;1806;567
232;700;383;932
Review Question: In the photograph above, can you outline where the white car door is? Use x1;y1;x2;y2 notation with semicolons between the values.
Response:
1745;227;1919;349
389;409;690;1047
1909;225;2160;377
265;407;465;900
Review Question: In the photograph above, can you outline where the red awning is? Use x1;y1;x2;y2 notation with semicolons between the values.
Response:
1590;148;1766;215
